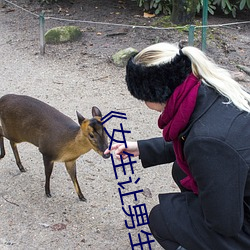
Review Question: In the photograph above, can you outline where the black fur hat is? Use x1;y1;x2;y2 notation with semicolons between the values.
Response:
125;52;192;103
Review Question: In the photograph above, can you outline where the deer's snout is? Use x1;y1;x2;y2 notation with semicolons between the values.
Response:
102;152;111;159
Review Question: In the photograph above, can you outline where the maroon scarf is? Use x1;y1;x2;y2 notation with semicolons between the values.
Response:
158;73;201;194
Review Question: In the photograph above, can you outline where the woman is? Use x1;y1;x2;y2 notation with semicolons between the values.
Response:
105;42;250;250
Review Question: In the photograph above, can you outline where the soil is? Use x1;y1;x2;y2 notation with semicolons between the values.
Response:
0;0;249;249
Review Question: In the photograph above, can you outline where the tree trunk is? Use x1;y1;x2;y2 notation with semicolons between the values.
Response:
171;0;198;25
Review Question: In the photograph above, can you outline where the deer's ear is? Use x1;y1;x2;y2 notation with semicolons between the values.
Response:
92;106;102;117
76;111;85;125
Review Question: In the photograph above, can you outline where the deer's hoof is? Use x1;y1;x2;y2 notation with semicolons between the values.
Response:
46;193;52;198
79;196;87;202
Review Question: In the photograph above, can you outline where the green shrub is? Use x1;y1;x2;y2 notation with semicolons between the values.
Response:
135;0;250;18
135;0;172;15
213;0;250;17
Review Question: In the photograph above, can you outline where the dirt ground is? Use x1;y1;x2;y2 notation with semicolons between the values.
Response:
0;0;249;249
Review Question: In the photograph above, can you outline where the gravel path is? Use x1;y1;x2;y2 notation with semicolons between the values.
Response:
0;4;175;250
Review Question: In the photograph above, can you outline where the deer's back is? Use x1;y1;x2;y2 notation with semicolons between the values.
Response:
0;94;79;147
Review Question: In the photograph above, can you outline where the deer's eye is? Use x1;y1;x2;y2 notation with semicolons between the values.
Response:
89;133;94;139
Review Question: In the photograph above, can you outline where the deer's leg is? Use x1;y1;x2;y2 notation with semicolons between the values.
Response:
43;155;54;198
0;127;5;159
65;161;86;202
10;141;25;172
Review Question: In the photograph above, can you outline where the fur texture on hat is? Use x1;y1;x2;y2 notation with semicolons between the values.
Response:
125;53;192;103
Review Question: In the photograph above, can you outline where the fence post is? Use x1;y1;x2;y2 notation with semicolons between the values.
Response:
202;0;208;51
39;11;45;55
188;25;195;46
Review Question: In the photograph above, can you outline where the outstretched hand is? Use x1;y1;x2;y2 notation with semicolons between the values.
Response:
104;141;139;160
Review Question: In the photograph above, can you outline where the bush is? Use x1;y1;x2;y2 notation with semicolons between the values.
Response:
135;0;250;17
212;0;250;17
135;0;172;15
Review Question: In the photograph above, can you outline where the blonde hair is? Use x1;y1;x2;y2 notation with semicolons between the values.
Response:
134;42;250;113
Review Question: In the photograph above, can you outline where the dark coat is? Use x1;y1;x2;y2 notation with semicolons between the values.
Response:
138;84;250;250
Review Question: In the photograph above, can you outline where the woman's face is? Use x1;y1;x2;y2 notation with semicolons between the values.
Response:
145;102;166;112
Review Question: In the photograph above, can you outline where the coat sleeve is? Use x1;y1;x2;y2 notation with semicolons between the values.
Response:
185;136;249;237
137;137;176;168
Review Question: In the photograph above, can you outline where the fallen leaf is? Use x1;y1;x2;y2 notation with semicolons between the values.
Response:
143;12;155;18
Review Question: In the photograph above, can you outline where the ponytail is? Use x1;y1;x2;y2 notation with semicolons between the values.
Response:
182;46;250;112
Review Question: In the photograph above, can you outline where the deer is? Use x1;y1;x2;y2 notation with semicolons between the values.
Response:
0;94;110;201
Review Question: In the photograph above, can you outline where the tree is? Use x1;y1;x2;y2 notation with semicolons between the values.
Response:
171;0;199;25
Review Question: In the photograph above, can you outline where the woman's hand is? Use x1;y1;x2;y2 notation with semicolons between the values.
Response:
104;141;139;160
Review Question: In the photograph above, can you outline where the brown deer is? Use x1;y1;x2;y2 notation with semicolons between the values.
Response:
0;94;110;201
